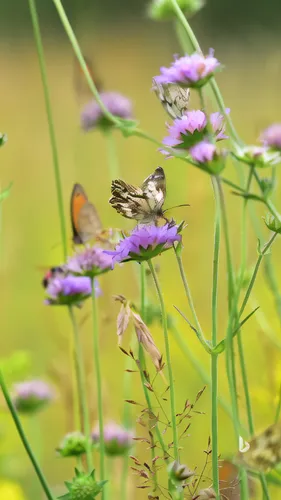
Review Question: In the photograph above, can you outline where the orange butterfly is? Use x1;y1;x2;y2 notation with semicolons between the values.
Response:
70;183;102;245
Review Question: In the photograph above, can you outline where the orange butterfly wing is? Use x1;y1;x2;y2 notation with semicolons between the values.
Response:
70;183;102;245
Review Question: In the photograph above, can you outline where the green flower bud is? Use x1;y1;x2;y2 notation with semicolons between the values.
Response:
57;432;89;458
148;0;204;21
168;460;194;483
264;213;281;234
59;469;107;500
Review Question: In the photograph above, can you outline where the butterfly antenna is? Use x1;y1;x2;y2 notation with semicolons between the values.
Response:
163;203;190;213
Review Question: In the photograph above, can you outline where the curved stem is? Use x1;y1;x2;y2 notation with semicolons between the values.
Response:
28;0;67;260
91;282;106;497
210;177;220;498
0;371;55;500
147;259;179;462
69;306;93;471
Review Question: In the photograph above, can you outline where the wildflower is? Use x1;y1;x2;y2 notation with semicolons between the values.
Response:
190;140;226;174
13;380;54;414
81;92;133;131
57;431;89;458
148;0;204;21
104;222;182;265
58;469;106;500
44;275;95;306
260;123;281;150
168;460;194;482
67;246;113;279
154;50;221;88
92;422;133;457
162;109;228;152
234;145;281;168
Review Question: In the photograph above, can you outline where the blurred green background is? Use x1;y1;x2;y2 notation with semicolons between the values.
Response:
1;0;281;498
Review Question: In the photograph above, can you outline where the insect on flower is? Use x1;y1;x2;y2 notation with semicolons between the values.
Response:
70;183;102;245
41;266;66;289
152;79;190;119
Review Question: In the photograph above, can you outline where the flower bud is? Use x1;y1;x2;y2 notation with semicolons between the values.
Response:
264;213;281;234
92;422;133;457
168;460;194;482
12;380;54;415
57;432;89;458
148;0;205;21
59;469;107;500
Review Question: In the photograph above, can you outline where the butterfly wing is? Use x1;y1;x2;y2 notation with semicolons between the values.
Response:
152;79;190;119
141;167;166;212
238;422;281;472
109;180;151;221
71;183;102;244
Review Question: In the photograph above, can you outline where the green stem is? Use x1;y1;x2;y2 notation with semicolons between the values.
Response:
210;177;220;498
69;306;93;472
147;259;179;462
0;371;55;500
173;246;211;353
91;281;106;497
28;0;67;260
104;129;120;180
275;384;281;424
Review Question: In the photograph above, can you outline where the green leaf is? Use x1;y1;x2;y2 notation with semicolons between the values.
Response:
0;182;13;203
0;133;7;147
231;190;264;203
257;238;271;256
213;307;259;354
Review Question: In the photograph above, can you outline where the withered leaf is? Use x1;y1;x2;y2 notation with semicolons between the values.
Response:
117;301;132;344
125;399;142;405
132;311;163;372
130;455;142;466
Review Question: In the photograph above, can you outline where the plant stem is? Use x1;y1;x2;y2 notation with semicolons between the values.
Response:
147;259;179;462
69;306;93;471
104;129;120;180
210;177;220;498
91;281;106;497
0;371;55;500
28;0;67;260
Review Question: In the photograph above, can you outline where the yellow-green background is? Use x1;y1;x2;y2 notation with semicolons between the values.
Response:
1;1;281;498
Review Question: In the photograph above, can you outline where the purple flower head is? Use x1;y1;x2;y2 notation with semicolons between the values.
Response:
67;246;113;279
92;422;133;456
104;222;182;265
161;109;228;153
13;380;54;414
235;145;281;168
190;140;226;174
154;50;221;88
81;92;133;131
45;275;95;306
260;123;281;150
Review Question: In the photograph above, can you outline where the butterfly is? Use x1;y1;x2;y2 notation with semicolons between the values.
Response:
41;266;66;288
237;421;281;472
218;460;255;499
71;183;102;245
152;79;190;119
109;167;167;225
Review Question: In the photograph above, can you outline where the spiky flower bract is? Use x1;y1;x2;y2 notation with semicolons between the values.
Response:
44;275;96;306
104;222;182;265
154;50;221;88
67;247;113;279
57;432;89;458
92;422;133;457
12;380;54;415
81;92;133;131
59;469;107;500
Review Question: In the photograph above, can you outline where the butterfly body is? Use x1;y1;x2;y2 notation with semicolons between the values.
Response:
71;183;102;245
109;167;166;225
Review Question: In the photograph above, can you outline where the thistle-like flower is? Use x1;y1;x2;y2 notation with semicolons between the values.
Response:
59;469;106;500
81;92;133;131
44;275;96;306
154;50;221;88
260;123;281;150
162;109;228;153
67;246;113;279
12;380;54;415
234;145;281;168
57;431;89;458
190;140;226;174
104;222;182;265
92;422;133;457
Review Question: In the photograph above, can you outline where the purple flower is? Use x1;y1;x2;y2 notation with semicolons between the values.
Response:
104;222;182;265
260;123;281;149
154;50;221;88
45;275;94;306
235;145;281;168
92;422;133;456
190;140;226;174
13;380;54;414
67;246;113;278
162;109;228;152
81;92;133;131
